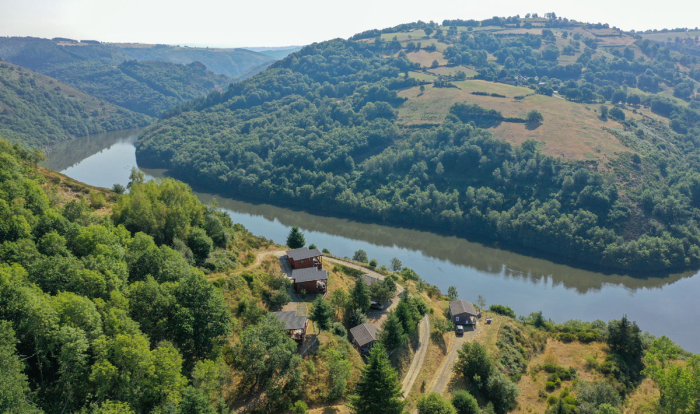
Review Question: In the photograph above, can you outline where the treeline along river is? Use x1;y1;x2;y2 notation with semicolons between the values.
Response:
43;128;700;352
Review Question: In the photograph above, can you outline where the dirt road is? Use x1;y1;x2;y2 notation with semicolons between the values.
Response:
430;325;478;394
400;315;430;398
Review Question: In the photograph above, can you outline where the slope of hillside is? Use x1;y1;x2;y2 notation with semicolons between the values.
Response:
0;37;236;117
110;43;275;78
0;61;150;148
136;16;700;272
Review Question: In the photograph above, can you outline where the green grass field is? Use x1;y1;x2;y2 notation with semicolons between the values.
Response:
427;65;478;77
408;71;436;81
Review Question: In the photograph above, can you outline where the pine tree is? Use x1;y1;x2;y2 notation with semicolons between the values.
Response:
351;278;371;314
310;296;333;330
381;311;405;351
349;345;405;414
286;226;305;249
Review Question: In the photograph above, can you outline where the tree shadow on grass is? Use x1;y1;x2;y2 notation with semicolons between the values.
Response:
525;121;542;130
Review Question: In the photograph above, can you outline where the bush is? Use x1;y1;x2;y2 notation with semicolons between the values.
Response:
89;191;106;209
452;390;480;414
353;249;368;263
292;400;308;414
558;333;575;342
489;304;516;318
331;322;347;338
546;381;557;392
609;106;625;120
369;258;378;267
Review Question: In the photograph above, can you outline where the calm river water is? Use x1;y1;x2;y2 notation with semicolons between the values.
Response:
43;129;700;352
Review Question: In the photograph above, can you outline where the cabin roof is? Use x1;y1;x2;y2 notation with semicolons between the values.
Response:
350;323;378;347
272;311;308;330
286;247;323;261
449;300;477;317
291;267;328;283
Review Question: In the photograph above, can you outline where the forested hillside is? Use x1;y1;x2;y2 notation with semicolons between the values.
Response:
111;43;276;78
137;15;700;272
0;61;150;148
0;37;235;117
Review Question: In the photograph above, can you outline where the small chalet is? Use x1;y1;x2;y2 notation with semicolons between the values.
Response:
291;268;328;294
449;299;479;326
350;323;379;354
360;273;383;287
286;247;323;270
273;311;309;344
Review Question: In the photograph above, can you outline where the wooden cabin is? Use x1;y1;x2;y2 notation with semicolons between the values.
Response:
273;311;309;344
449;299;479;326
286;247;323;269
350;323;379;354
291;268;328;294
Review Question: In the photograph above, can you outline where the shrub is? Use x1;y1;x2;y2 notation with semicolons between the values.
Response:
546;381;557;392
292;400;308;414
558;332;575;343
489;304;516;318
331;322;347;338
369;258;378;267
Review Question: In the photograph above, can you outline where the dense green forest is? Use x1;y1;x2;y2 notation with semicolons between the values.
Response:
0;37;235;117
137;16;700;271
0;61;150;148
0;135;697;413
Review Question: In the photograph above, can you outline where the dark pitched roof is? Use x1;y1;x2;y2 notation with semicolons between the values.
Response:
272;311;308;330
350;323;378;347
286;247;323;261
361;273;383;286
291;268;328;283
449;300;477;317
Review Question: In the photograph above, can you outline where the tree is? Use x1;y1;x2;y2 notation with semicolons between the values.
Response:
417;392;456;413
351;277;371;313
452;390;480;414
353;249;368;263
447;286;459;301
329;288;349;318
180;386;216;414
0;321;42;413
477;295;486;309
599;105;609;120
187;227;213;264
486;370;520;413
310;296;333;330
369;258;378;267
287;226;305;249
454;341;493;386
390;257;403;272
381;311;406;350
431;60;440;68
611;90;627;104
127;167;144;189
235;314;302;408
607;315;644;383
395;296;416;334
608;107;625;121
349;345;405;414
526;110;544;125
112;183;126;194
325;348;353;401
542;46;560;61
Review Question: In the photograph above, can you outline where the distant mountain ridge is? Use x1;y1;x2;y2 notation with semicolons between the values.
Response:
109;43;276;78
0;60;150;148
0;37;269;117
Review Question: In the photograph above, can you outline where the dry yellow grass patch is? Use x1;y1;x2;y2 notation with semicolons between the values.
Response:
515;339;607;413
405;50;448;68
398;83;632;163
623;378;659;414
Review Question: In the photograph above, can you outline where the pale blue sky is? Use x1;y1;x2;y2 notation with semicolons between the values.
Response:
0;0;697;47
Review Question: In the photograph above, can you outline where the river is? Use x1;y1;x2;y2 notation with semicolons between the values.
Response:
43;128;700;352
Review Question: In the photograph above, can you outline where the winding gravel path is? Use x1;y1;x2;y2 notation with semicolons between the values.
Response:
400;315;430;398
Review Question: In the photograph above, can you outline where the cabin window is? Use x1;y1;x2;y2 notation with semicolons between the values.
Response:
456;317;459;321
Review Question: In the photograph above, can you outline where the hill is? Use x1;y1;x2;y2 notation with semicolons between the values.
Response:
0;61;150;148
0;37;237;117
135;15;700;272
110;42;275;78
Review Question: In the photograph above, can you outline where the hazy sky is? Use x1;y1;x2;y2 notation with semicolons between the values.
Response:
0;0;697;47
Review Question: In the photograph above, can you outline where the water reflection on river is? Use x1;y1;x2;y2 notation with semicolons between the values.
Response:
43;129;700;352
